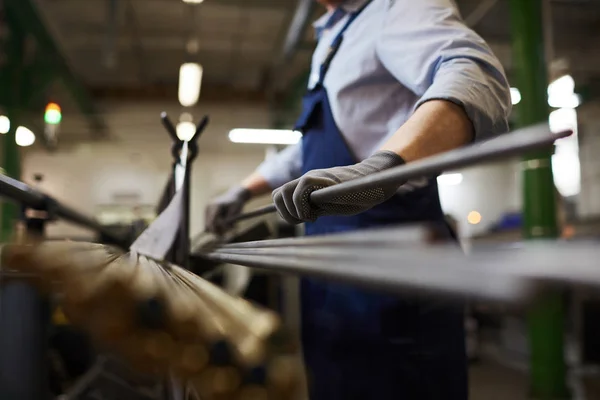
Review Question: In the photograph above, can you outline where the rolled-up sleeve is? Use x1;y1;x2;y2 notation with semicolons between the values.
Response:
375;0;511;140
256;142;303;189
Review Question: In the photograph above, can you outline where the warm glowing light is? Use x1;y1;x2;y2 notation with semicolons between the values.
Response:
437;173;463;186
510;88;521;105
178;63;203;107
15;126;35;147
467;211;482;225
176;121;196;141
45;103;62;124
548;75;580;109
229;129;302;145
0;116;10;134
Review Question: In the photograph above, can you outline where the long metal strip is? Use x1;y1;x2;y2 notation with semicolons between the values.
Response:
219;224;439;249
229;124;571;224
213;241;600;288
130;142;189;260
202;250;534;303
310;124;570;204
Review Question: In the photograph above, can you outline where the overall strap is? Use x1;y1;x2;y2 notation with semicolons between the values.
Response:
317;1;372;85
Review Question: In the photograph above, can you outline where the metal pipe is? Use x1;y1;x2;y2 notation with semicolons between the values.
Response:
212;240;600;289
309;124;569;205
219;224;445;249
201;250;534;303
0;174;127;246
229;124;571;224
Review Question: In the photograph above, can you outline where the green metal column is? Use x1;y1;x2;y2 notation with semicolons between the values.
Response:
1;13;25;242
508;0;568;398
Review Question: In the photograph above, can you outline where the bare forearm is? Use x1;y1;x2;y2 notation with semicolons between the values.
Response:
380;100;474;162
241;171;273;198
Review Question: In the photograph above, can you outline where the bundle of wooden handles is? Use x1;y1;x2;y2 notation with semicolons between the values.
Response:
1;240;302;400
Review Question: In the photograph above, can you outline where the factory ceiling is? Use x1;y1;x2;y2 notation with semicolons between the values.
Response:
3;0;600;144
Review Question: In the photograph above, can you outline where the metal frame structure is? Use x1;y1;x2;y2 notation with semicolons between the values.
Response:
0;175;126;400
0;112;208;400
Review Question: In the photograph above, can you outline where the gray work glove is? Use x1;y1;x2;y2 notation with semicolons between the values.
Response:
273;151;405;224
205;186;251;234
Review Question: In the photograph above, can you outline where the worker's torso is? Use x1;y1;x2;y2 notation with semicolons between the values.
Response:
307;0;421;163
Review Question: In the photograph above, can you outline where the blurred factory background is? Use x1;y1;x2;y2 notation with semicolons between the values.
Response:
0;0;597;239
1;0;600;398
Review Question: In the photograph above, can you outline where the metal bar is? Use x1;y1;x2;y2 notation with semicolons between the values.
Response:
509;0;568;397
161;112;180;143
202;249;535;304
214;241;600;289
0;174;127;246
192;116;210;142
219;224;441;249
201;239;600;304
310;124;569;205
230;124;571;224
229;204;276;224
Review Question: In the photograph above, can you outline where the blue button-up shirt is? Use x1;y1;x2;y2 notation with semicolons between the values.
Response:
257;0;512;190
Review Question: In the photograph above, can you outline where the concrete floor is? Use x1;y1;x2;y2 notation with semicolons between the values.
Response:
470;360;600;400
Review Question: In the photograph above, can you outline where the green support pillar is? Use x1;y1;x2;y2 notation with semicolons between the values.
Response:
1;14;25;242
508;1;568;398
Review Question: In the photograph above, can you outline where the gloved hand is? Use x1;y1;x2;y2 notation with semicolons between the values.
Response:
205;186;251;234
272;151;405;224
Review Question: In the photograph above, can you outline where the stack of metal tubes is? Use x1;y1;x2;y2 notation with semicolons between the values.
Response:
0;241;302;400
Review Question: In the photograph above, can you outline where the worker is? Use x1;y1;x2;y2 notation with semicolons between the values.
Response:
205;0;511;398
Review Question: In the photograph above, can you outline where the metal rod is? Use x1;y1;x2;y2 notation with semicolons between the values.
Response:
218;224;442;249
0;174;127;246
229;204;276;224
201;249;534;303
309;124;570;204
161;112;180;143
201;239;600;304
213;241;600;288
229;124;571;224
192;116;210;142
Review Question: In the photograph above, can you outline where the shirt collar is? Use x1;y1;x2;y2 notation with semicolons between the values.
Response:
312;0;370;34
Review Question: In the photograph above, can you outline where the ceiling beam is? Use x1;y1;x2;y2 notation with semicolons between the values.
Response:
88;83;270;104
280;0;315;62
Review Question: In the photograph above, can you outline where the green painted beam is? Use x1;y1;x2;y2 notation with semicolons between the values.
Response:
0;15;25;241
4;0;106;134
508;0;568;399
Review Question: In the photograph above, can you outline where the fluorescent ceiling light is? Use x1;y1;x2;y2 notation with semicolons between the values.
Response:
178;63;203;107
183;0;204;3
229;129;302;145
549;108;577;134
176;121;196;141
437;173;463;186
548;75;575;98
510;88;521;105
0;115;9;134
548;93;580;109
15;126;35;147
512;75;581;110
